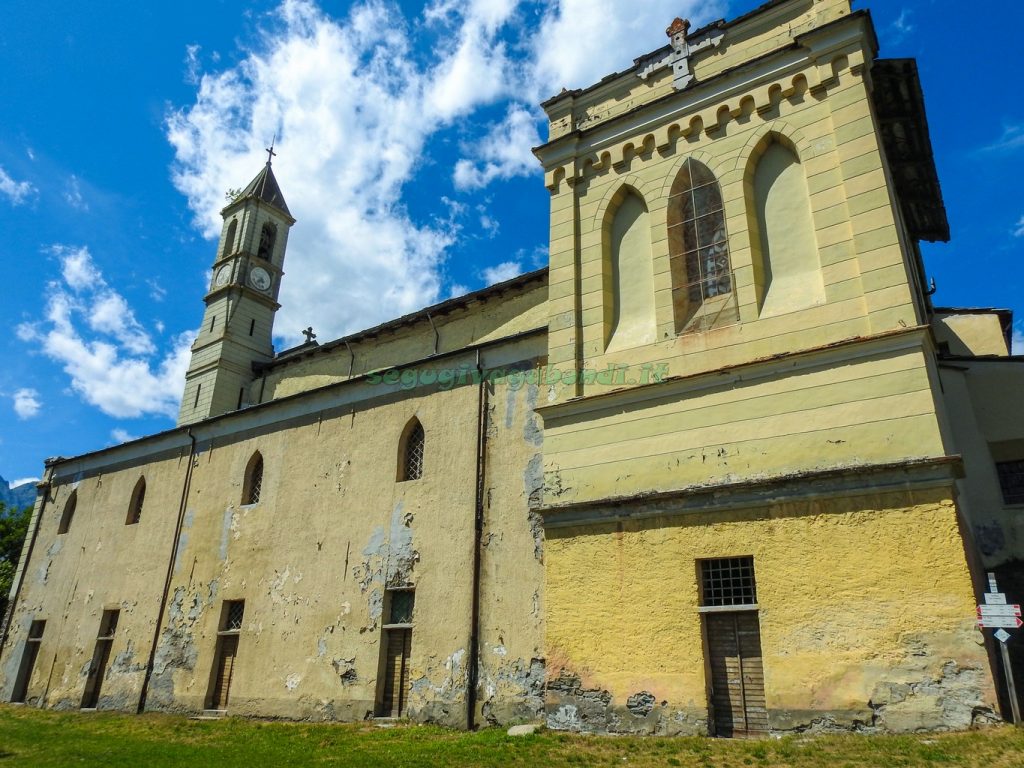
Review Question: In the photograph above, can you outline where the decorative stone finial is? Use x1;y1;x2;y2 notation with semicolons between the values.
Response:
666;18;691;38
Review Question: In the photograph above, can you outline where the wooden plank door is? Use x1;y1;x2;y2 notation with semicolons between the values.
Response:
209;635;239;710
81;638;113;709
706;611;768;737
380;629;412;717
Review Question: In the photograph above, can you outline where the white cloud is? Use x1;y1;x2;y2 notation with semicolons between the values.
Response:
454;104;543;190
0;166;36;205
10;477;39;488
12;389;42;420
165;0;722;346
1013;215;1024;238
482;260;524;284
1013;325;1024;356
888;9;913;44
111;428;140;444
64;175;88;210
18;246;193;419
982;124;1024;153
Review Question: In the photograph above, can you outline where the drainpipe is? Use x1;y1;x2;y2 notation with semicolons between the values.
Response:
0;467;54;660
467;350;488;729
137;428;196;713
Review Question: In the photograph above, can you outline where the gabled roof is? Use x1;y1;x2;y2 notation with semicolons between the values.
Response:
238;162;291;217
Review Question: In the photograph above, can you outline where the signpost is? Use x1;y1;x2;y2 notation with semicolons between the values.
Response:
978;573;1021;725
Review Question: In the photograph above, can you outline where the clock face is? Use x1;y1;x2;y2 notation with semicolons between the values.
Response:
214;266;232;288
249;266;272;292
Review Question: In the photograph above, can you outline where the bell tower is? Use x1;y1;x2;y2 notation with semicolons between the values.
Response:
177;151;295;426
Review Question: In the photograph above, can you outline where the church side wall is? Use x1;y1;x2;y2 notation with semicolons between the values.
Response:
544;486;997;734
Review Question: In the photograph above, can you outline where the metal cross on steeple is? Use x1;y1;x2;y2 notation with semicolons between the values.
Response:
265;134;278;165
302;326;317;343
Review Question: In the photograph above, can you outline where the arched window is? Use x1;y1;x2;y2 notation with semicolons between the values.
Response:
667;158;733;333
126;477;146;525
603;187;656;352
243;452;263;505
257;223;277;261
398;419;425;482
224;219;238;257
58;490;77;535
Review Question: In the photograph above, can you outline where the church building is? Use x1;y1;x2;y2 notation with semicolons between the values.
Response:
2;0;1022;736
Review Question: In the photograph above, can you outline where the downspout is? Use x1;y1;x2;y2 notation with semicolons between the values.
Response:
137;428;197;713
0;468;53;660
426;312;440;356
467;349;488;729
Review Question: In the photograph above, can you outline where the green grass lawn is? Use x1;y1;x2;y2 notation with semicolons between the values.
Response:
1;705;1022;767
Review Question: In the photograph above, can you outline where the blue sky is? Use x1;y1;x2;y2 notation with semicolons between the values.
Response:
0;0;1022;486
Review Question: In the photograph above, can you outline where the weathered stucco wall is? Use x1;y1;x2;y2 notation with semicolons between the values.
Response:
1;339;547;727
544;487;997;734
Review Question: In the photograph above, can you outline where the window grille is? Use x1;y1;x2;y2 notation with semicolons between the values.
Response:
668;158;738;334
388;590;415;625
244;454;263;505
700;557;757;607
996;460;1024;504
403;422;425;481
224;601;245;632
127;478;145;525
57;491;77;535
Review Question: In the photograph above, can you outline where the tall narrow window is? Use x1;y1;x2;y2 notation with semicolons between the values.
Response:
81;610;119;709
194;383;202;409
57;491;77;535
243;452;263;505
668;158;735;333
126;477;145;525
257;223;277;261
207;600;245;711
398;420;424;481
377;589;414;717
10;620;45;703
224;219;238;256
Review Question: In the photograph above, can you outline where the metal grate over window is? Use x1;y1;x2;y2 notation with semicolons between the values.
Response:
701;557;757;607
404;423;425;481
225;601;245;632
388;590;415;624
245;455;263;505
996;460;1024;505
127;478;145;525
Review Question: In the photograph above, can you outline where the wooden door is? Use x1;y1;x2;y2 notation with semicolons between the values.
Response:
706;611;768;737
379;629;412;717
209;635;239;710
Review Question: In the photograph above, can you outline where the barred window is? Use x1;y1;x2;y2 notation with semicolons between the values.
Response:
399;419;425;482
57;491;77;535
224;601;245;633
667;158;735;334
996;460;1024;504
700;557;757;607
126;477;145;525
243;452;263;505
387;589;415;625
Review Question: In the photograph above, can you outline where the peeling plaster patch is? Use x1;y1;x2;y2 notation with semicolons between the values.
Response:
524;454;543;508
492;645;507;657
219;507;235;560
285;673;302;691
332;657;357;684
46;538;63;557
368;589;383;622
385;502;418;586
627;691;656;716
317;638;328;658
522;384;543;446
148;586;202;709
504;385;517;429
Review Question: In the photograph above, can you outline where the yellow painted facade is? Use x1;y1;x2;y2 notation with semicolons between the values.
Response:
2;0;1021;736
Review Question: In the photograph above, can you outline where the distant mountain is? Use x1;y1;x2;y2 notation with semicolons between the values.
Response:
0;475;36;512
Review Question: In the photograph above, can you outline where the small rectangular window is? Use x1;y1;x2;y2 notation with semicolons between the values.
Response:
249;318;256;336
210;315;216;332
11;620;45;703
223;600;245;633
387;589;415;625
194;383;202;409
996;460;1024;504
700;557;757;607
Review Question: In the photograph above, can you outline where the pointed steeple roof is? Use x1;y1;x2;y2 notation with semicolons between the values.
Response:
238;161;291;217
